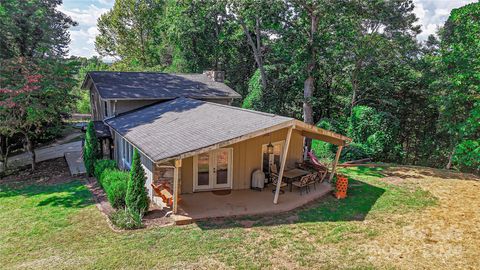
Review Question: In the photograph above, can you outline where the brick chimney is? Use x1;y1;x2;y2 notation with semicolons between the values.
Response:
203;70;225;82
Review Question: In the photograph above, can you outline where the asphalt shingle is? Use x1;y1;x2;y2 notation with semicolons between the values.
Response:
85;71;241;100
105;98;293;162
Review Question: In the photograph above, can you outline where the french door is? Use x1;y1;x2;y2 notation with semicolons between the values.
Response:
193;148;233;191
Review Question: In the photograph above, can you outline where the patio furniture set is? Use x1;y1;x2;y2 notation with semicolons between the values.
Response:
270;151;329;195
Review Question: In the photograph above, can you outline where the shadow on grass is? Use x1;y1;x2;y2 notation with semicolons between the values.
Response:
0;180;93;209
195;178;385;230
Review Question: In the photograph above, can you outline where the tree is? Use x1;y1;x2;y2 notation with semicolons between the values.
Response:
0;58;77;170
226;0;286;90
83;121;100;176
437;2;480;170
72;57;109;114
95;0;164;66
126;149;149;216
0;0;76;58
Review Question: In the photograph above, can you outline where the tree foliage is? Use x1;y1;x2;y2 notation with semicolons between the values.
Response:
0;57;77;170
83;121;100;176
93;1;479;173
126;149;149;216
0;0;76;58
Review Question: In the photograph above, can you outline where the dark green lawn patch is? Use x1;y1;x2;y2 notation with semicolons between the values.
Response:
298;167;437;223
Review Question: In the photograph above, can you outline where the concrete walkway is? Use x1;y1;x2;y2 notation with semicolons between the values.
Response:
1;140;82;172
65;151;86;176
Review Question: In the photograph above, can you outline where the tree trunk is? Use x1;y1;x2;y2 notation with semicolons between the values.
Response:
0;136;10;171
350;59;362;116
239;18;267;90
25;135;35;171
303;12;319;151
445;146;456;170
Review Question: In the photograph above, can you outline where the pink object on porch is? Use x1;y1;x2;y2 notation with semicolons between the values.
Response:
307;151;328;170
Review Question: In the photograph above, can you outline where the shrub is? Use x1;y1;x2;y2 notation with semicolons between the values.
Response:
83;121;100;176
94;159;117;180
100;169;129;209
126;149;149;216
453;139;480;173
109;208;143;230
341;142;371;162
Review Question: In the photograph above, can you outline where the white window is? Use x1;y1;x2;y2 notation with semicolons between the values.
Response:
104;101;108;117
121;138;134;169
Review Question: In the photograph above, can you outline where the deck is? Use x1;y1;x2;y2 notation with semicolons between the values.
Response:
176;182;332;222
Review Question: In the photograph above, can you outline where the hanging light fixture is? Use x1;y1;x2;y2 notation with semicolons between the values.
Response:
267;133;274;154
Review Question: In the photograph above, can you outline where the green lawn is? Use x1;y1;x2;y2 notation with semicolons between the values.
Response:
0;167;441;269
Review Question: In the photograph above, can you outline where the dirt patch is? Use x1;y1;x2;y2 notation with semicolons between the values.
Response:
0;158;72;187
379;176;404;185
357;167;480;269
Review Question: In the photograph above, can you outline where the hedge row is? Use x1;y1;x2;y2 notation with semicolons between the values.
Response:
94;160;129;209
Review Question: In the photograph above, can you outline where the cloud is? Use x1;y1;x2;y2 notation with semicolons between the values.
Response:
59;2;111;58
413;0;476;41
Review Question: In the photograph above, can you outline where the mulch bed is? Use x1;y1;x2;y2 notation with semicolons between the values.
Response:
0;158;72;188
84;176;174;230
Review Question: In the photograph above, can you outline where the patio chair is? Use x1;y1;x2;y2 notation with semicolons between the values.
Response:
312;169;327;190
292;173;316;195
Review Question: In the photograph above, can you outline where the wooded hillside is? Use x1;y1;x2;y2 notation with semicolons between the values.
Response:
1;0;478;173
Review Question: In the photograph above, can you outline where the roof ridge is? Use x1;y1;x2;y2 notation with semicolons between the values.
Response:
88;71;208;76
197;98;291;119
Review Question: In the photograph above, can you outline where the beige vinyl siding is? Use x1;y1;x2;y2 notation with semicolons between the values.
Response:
114;100;159;115
113;131;154;198
180;127;304;194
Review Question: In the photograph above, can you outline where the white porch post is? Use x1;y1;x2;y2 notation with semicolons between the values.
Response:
329;145;343;182
273;126;294;204
173;159;182;214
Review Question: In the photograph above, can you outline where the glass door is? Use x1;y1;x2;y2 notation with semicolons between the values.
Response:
194;149;232;191
213;149;231;189
195;152;211;190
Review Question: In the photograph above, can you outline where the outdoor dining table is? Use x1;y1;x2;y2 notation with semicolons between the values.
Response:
282;168;310;192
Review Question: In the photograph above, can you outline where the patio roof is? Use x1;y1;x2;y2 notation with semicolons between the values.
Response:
105;97;352;163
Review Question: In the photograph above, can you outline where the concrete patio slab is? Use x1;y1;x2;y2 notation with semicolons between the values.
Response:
177;182;332;220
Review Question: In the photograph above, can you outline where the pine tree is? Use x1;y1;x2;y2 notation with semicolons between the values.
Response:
83;121;100;176
125;149;149;216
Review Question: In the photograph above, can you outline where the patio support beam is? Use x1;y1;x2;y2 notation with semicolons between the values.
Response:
173;159;182;214
273;126;294;204
329;146;343;182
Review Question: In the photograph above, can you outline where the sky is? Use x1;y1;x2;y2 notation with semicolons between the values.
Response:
60;0;477;59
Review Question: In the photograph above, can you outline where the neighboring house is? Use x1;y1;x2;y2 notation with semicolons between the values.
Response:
82;71;351;219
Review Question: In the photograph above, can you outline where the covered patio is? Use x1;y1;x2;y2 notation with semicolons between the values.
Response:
177;182;332;220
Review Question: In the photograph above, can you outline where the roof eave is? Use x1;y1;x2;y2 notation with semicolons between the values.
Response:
99;95;242;101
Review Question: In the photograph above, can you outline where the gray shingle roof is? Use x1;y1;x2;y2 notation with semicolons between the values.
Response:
105;98;293;162
84;71;241;100
93;121;111;138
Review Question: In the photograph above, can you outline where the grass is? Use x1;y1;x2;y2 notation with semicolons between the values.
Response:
1;166;478;269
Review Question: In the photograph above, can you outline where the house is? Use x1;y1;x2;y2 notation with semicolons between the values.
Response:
82;71;351;220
